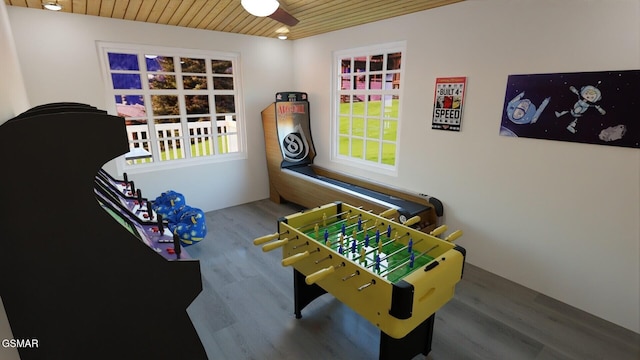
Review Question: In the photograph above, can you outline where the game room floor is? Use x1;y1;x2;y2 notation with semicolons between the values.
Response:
185;199;640;360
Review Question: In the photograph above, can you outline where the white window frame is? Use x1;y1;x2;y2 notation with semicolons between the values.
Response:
97;41;247;175
331;41;406;176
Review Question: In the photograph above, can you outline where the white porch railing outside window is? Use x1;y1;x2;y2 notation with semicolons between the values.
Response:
97;42;246;173
125;116;237;162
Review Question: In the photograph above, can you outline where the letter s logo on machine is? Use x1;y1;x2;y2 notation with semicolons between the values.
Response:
282;125;309;162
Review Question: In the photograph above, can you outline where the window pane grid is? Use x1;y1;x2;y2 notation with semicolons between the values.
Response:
102;44;242;167
188;119;214;158
334;44;404;169
126;126;153;164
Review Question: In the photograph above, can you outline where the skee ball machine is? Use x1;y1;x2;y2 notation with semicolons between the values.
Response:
254;202;466;360
261;92;443;233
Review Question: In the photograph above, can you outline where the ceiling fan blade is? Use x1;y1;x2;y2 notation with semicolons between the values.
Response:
269;7;299;26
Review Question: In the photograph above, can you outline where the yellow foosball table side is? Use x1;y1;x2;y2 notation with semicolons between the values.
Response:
254;202;467;360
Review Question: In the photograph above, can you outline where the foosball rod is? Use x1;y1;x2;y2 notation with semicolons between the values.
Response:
253;211;360;246
376;229;463;277
357;279;376;291
357;224;448;260
341;270;360;281
342;214;419;245
288;210;430;289
300;232;451;286
306;206;400;238
357;226;448;273
358;224;447;262
298;209;355;230
354;230;408;259
304;224;449;283
376;246;436;277
304;219;447;282
312;213;362;239
339;215;421;254
319;216;418;260
305;206;400;234
252;210;360;246
275;207;407;250
305;206;409;244
347;214;421;238
322;221;391;256
320;213;403;246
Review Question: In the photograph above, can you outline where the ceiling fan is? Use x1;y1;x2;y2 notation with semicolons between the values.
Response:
241;0;300;27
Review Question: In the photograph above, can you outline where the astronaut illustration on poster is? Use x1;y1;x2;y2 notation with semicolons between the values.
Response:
554;83;606;133
499;70;639;149
506;92;550;125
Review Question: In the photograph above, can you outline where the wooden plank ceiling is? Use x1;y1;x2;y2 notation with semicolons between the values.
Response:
5;0;463;40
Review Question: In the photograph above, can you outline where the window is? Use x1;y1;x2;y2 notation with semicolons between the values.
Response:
333;42;405;172
97;42;245;172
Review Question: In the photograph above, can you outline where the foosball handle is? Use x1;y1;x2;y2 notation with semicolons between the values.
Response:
281;251;309;266
429;225;448;237
444;230;463;242
378;208;396;218
305;266;335;285
253;232;280;245
262;238;288;252
402;216;421;227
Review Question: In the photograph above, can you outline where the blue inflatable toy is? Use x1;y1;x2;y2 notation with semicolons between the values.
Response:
172;206;207;246
152;190;186;221
152;190;206;246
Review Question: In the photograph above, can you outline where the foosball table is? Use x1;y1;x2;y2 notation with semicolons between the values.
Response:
253;202;466;360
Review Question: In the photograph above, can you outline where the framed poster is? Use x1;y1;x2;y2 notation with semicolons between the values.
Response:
500;70;639;148
432;76;467;131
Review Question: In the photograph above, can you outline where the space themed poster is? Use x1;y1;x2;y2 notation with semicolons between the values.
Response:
432;76;467;131
499;70;639;149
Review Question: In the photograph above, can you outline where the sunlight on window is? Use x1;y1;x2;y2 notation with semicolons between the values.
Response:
334;42;404;170
99;42;244;169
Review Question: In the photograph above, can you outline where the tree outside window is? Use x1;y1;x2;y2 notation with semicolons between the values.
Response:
98;42;244;170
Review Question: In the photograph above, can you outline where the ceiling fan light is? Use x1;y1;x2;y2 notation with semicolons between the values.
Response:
43;2;63;11
241;0;279;17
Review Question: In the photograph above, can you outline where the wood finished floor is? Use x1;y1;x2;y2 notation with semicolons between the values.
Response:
186;199;640;360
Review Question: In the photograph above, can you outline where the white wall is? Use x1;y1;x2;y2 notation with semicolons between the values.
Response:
0;2;29;123
6;6;294;212
0;5;27;357
292;0;640;333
